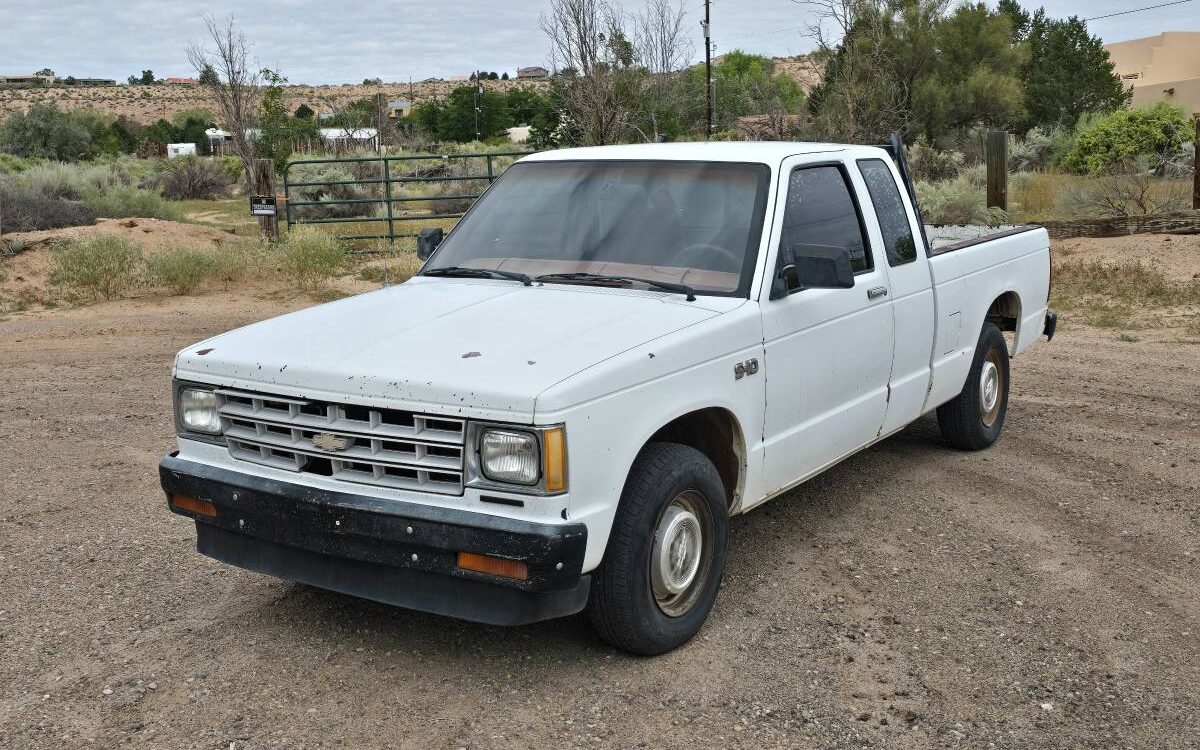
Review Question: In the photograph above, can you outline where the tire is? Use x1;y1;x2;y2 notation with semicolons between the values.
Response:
937;322;1010;451
587;443;728;656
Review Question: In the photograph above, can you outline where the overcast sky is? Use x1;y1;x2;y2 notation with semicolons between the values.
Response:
3;0;1198;85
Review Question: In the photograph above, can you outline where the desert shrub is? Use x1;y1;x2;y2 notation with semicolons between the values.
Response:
1009;127;1057;172
48;234;143;299
80;184;180;220
0;185;96;232
1054;157;1192;218
287;163;375;219
1;237;31;256
279;228;346;289
1062;102;1196;175
0;154;41;174
1009;171;1063;222
212;243;250;288
1054;258;1200;307
915;166;1008;225
149;156;232;200
15;160;133;200
909;138;966;182
145;247;222;294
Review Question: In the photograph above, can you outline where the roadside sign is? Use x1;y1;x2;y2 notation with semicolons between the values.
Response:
250;195;278;217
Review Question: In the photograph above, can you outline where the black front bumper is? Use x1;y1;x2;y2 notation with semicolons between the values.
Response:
159;454;590;625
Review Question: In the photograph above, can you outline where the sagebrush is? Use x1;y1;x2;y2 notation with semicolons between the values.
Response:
145;247;222;294
48;234;142;299
278;228;346;289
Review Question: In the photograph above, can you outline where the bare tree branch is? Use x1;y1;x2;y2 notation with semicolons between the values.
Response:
188;16;260;181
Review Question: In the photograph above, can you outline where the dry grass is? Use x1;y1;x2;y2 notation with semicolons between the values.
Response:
1051;258;1200;329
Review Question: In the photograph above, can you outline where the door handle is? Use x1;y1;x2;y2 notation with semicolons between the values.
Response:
867;286;889;300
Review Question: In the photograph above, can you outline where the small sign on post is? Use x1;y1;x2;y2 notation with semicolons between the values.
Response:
250;195;278;217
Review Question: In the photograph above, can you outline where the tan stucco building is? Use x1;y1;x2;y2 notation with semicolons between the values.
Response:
1105;32;1200;116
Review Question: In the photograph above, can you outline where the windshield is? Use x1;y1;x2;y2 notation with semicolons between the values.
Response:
422;160;772;298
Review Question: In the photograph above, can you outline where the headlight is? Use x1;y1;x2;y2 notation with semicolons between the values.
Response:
179;387;221;435
479;429;540;485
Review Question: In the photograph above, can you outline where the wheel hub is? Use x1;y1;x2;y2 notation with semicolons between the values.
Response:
652;505;703;598
979;355;1003;427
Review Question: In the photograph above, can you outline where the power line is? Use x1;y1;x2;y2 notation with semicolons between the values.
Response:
1084;0;1197;21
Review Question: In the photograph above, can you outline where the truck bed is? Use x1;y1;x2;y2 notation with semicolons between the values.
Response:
925;224;1042;255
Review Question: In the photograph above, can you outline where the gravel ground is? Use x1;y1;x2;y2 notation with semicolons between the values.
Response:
2;257;1198;749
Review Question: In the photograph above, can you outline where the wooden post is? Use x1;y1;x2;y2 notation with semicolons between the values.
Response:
253;158;278;240
986;130;1008;213
1193;113;1199;210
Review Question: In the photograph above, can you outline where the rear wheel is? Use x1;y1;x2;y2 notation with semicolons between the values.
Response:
937;322;1010;450
587;443;728;656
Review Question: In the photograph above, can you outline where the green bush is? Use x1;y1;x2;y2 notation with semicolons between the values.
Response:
280;228;346;289
48;234;143;299
0;185;96;232
1062;102;1196;175
80;184;180;220
0;104;92;160
145;247;222;294
0;154;41;174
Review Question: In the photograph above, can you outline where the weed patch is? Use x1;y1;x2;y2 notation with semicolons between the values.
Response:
49;234;142;299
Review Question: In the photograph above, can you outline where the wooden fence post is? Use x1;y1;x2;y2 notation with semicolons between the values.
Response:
986;130;1008;213
1193;113;1199;210
253;158;279;240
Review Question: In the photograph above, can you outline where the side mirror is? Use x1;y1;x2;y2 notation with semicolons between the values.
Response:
416;227;444;261
770;244;855;300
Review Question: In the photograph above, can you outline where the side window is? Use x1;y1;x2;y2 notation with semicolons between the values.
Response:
780;165;873;274
857;158;918;266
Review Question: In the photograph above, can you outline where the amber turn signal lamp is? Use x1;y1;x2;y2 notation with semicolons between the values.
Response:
457;552;529;581
170;494;217;518
543;426;567;493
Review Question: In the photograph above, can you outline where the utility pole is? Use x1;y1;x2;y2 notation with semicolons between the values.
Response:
474;71;483;142
1193;112;1199;210
702;0;713;139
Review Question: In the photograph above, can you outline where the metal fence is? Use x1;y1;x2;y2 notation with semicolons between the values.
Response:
282;151;533;245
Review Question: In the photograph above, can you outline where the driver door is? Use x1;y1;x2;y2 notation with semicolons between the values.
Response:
759;158;896;498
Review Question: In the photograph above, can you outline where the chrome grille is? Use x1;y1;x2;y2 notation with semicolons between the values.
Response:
215;388;466;495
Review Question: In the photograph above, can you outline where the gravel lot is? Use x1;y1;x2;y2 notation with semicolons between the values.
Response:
2;245;1198;749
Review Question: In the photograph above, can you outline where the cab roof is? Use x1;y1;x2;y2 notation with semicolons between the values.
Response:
520;141;891;166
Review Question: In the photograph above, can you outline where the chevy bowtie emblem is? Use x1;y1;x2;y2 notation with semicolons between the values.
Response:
312;433;354;452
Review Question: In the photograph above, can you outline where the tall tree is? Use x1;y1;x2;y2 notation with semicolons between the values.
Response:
1020;10;1129;131
913;2;1025;139
188;16;261;182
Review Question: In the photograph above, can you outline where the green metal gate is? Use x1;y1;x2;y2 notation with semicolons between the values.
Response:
282;151;532;245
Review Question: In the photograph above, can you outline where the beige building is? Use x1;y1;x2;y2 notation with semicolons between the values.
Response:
1105;32;1200;115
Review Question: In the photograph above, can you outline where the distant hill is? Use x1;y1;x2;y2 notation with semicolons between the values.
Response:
0;56;823;127
0;79;549;125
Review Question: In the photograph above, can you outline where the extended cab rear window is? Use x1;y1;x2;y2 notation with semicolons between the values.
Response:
857;159;918;266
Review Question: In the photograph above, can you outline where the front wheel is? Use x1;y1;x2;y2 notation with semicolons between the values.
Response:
937;322;1010;450
587;443;728;656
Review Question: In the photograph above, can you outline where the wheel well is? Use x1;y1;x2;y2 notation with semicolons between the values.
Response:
647;408;743;509
986;291;1021;332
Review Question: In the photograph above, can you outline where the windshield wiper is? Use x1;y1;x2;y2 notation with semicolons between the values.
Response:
423;266;532;286
535;272;696;302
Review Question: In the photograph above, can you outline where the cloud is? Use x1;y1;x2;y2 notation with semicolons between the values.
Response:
3;0;1196;84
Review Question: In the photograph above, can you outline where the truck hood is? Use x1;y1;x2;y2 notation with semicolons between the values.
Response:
174;277;730;421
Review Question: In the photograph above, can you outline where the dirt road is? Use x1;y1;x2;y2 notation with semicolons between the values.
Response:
2;271;1199;748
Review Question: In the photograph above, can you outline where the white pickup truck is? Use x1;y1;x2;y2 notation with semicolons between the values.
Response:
160;140;1055;655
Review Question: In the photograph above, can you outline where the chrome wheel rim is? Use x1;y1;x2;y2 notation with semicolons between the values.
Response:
651;490;712;618
979;352;1004;427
